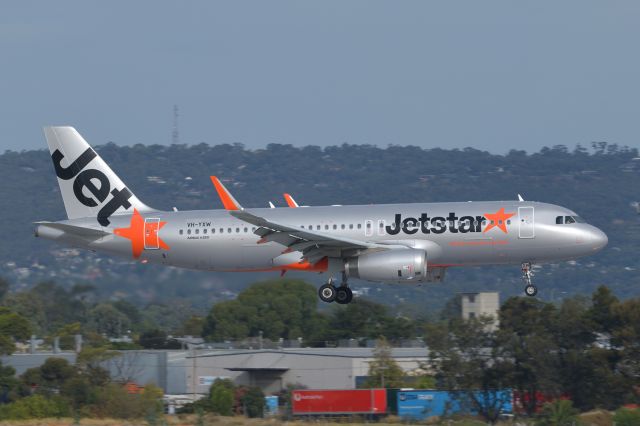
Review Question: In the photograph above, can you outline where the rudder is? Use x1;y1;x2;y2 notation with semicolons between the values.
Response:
44;126;153;226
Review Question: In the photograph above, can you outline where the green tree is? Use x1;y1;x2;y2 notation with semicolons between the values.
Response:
613;407;640;426
426;316;512;424
0;307;32;355
0;362;18;403
361;337;406;388
241;386;265;418
536;399;580;426
180;315;205;336
0;394;69;420
209;379;234;416
203;279;327;342
21;358;76;394
88;303;131;337
497;297;560;415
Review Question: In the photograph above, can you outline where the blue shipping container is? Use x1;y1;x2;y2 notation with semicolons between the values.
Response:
264;395;279;416
397;390;512;420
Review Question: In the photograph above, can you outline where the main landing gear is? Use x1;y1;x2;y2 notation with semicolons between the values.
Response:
522;262;537;297
318;273;353;304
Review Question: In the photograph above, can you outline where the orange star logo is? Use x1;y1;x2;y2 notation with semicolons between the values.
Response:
113;209;169;259
483;207;515;234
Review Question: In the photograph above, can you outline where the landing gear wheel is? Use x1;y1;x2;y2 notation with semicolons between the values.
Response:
335;286;353;304
525;285;538;297
318;283;337;303
521;262;538;297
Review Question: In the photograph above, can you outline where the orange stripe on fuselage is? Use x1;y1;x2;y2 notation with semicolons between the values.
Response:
222;257;329;273
448;240;508;247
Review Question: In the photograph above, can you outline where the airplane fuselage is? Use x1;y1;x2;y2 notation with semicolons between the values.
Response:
37;200;607;274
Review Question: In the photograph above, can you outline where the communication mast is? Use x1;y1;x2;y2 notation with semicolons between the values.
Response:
172;105;180;145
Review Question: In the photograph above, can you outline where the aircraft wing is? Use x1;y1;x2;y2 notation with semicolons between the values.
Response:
230;209;376;264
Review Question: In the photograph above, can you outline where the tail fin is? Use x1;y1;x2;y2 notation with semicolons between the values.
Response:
43;126;153;226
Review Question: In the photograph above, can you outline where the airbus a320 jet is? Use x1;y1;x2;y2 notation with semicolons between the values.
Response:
35;127;608;304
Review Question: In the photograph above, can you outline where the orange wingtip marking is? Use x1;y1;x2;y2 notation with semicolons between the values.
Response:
210;176;240;210
283;193;298;208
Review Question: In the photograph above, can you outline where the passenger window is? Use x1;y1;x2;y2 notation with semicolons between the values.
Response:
236;227;240;233
333;224;337;230
195;229;199;234
556;216;563;225
341;224;345;230
349;224;353;229
227;228;232;233
357;224;362;229
220;228;224;233
325;225;329;230
179;229;183;235
252;227;256;231
317;225;321;230
203;229;207;234
212;229;216;234
565;216;575;224
244;227;248;233
187;229;191;235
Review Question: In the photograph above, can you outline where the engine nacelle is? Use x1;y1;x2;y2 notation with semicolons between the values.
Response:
345;249;427;283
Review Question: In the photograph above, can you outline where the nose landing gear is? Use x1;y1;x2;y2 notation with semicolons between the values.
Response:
318;273;353;304
522;262;537;297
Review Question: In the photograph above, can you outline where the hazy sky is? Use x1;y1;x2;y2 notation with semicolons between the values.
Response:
2;1;639;153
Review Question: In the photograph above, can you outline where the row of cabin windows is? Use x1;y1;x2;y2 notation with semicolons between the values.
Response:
179;227;258;235
178;219;511;236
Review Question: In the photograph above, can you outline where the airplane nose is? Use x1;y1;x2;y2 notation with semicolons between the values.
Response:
587;226;608;252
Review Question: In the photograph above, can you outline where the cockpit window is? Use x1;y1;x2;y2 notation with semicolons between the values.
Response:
556;215;585;225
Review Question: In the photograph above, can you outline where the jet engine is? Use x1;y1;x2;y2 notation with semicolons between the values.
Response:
344;249;427;283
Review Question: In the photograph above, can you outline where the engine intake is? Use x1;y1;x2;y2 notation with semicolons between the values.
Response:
345;249;427;283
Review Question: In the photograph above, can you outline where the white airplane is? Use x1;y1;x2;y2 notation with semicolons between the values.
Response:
35;127;608;304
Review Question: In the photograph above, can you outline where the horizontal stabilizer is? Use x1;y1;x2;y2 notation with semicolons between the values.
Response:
34;222;110;239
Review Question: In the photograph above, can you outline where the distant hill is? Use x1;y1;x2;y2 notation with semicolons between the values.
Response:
1;141;638;314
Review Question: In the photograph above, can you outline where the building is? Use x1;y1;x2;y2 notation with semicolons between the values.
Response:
460;292;500;330
2;346;430;397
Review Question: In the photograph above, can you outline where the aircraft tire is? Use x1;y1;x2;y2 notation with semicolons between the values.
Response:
335;287;351;304
525;285;538;297
344;287;353;304
318;283;337;303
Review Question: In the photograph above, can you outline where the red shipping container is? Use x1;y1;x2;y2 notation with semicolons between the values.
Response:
292;389;387;415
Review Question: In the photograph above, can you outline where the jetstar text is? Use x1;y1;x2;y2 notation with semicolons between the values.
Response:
386;213;486;235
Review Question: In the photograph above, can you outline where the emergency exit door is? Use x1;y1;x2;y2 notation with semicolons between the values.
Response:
144;218;161;249
518;207;535;239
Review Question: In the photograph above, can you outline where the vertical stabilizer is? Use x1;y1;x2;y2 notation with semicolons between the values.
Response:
43;126;153;226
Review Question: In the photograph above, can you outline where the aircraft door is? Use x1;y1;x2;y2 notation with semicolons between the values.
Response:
518;207;535;239
144;218;161;249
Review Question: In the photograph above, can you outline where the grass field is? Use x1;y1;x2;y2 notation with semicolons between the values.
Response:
0;410;616;426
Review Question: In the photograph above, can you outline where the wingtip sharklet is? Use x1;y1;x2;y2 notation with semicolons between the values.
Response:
283;193;299;208
210;176;243;211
